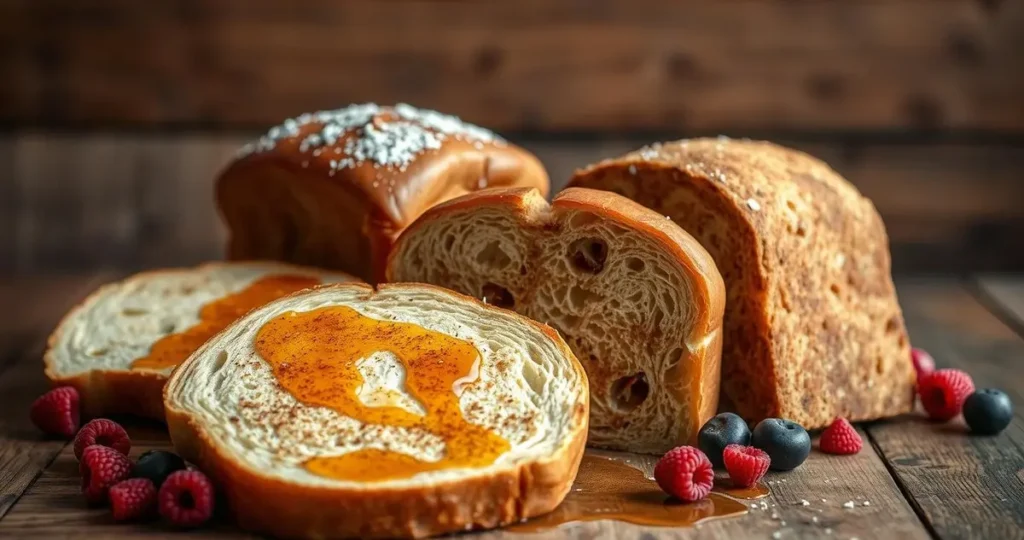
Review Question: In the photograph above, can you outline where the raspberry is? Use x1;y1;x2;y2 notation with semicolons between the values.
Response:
159;470;215;528
818;417;863;455
80;445;133;504
109;478;157;521
919;369;975;421
74;419;131;460
722;444;770;487
911;348;935;381
653;446;715;502
30;386;80;437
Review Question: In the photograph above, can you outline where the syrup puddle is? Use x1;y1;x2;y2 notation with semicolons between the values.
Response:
510;451;766;533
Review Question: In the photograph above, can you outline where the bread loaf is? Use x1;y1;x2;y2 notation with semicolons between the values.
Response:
44;262;356;420
217;103;549;283
164;282;588;539
388;187;725;454
568;138;915;429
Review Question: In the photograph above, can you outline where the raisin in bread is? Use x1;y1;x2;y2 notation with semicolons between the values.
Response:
388;187;725;454
164;283;588;539
568;138;915;429
44;261;357;420
217;103;549;283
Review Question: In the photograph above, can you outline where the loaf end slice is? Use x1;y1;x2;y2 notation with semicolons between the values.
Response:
389;187;725;453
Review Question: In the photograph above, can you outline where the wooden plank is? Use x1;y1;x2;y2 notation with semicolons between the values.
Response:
0;274;113;521
1;0;1022;131
975;276;1024;336
866;279;1024;539
0;427;927;539
4;133;1024;274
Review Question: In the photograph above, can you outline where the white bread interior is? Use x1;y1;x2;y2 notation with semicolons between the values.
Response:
388;188;724;454
163;282;588;539
44;261;356;419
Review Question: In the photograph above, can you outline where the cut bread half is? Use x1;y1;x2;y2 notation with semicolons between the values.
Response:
45;261;357;421
164;283;588;539
568;138;915;429
388;187;725;454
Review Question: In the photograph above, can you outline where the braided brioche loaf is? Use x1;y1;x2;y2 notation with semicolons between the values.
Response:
217;103;549;283
568;138;915;428
164;283;588;538
388;187;725;454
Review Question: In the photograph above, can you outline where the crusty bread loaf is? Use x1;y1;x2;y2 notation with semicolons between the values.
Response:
388;187;725;454
164;283;588;539
217;103;550;283
44;262;357;420
568;138;916;429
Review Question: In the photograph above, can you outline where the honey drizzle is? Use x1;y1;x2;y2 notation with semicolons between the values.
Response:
254;305;510;482
510;454;754;533
131;275;320;371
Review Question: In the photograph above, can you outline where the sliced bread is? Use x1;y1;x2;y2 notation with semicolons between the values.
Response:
387;187;725;454
568;138;916;428
45;261;357;420
217;103;550;283
163;282;589;539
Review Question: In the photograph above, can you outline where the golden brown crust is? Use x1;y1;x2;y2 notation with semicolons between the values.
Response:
164;282;589;539
568;138;916;429
388;187;724;452
43;261;358;422
217;105;549;283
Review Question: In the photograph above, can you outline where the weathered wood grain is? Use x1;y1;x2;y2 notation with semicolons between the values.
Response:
0;424;928;539
0;275;113;521
2;0;1022;131
4;134;1024;274
975;276;1024;336
865;279;1024;539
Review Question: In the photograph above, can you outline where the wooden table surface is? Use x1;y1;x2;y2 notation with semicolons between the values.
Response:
0;274;1022;539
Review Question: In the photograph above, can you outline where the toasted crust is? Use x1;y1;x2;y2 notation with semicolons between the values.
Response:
388;187;725;453
568;138;916;428
43;261;357;422
217;104;549;283
164;282;589;539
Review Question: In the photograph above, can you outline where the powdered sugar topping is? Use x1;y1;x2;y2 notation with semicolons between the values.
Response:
237;103;504;172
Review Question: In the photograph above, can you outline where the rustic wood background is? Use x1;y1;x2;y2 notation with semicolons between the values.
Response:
1;0;1023;274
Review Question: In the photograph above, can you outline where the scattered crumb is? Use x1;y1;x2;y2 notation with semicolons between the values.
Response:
812;516;819;523
746;198;761;211
862;501;870;506
772;532;782;539
843;501;855;509
771;512;779;520
825;528;833;535
628;164;637;175
799;499;810;506
780;520;787;526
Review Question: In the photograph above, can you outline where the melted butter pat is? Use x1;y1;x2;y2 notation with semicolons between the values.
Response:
132;275;320;371
254;305;510;482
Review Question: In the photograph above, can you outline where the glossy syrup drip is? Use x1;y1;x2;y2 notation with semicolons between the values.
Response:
254;305;510;482
510;454;755;533
132;275;320;371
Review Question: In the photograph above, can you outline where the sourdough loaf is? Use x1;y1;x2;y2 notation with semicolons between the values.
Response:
164;283;589;539
44;262;356;420
388;187;725;454
217;103;549;283
568;138;915;429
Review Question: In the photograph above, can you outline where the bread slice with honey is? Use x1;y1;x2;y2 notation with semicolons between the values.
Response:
164;282;589;539
568;138;916;429
387;187;725;454
217;103;549;283
44;262;357;421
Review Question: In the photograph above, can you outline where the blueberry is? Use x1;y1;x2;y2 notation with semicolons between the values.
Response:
962;389;1013;435
698;413;751;468
751;418;810;471
133;450;187;486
